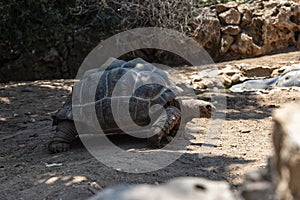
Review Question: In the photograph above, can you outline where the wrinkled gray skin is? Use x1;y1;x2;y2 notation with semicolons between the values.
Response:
49;58;215;153
230;69;300;92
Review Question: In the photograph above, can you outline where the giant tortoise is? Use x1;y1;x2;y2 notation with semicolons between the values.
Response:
49;58;215;153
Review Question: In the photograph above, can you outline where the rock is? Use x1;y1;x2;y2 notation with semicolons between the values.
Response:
221;25;241;35
272;104;300;199
202;79;214;88
193;8;221;57
229;65;300;91
221;74;232;87
271;64;300;77
275;69;300;87
231;74;242;84
240;9;252;27
222;65;241;76
216;2;238;14
237;3;251;14
229;76;279;92
242;65;277;78
234;63;251;70
297;33;300;49
191;69;229;89
190;74;202;82
240;101;300;200
271;66;290;77
219;8;241;25
88;177;236;200
241;158;276;200
194;82;205;90
242;181;274;200
220;35;235;55
231;33;263;56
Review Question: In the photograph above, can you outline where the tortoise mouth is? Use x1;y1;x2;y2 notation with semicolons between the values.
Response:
206;104;216;117
208;110;214;117
205;110;213;118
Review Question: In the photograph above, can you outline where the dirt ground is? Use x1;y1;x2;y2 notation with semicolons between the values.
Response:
1;51;300;199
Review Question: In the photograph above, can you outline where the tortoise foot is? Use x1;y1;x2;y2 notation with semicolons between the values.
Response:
48;142;70;153
147;106;181;148
166;135;174;143
148;133;164;148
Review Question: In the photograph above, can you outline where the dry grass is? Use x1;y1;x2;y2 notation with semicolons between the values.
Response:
70;0;248;33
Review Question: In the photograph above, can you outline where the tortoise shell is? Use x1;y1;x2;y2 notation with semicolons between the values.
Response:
53;58;182;133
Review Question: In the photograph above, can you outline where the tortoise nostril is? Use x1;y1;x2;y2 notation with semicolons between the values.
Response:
206;105;211;110
194;184;206;191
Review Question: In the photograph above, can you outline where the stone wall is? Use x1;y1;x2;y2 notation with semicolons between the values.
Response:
201;0;300;59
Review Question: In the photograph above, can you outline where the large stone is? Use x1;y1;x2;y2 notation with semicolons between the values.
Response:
229;76;279;92
221;25;241;35
241;157;276;200
219;8;241;25
231;33;263;56
222;64;241;76
220;34;234;55
275;69;300;87
231;73;242;84
193;8;221;57
271;64;300;77
241;12;252;27
88;177;236;200
239;6;252;27
216;2;238;14
221;74;232;87
272;104;300;199
237;3;251;14
242;65;277;78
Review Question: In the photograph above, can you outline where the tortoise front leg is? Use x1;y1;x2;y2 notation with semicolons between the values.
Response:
148;106;181;147
48;120;78;153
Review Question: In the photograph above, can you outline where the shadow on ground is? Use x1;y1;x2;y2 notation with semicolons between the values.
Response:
0;79;285;200
197;90;283;120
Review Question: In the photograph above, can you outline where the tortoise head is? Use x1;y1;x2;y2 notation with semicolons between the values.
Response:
197;100;216;118
180;99;216;119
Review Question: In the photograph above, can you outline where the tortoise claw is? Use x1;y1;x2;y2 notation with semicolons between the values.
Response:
48;142;70;153
148;134;163;148
166;135;174;143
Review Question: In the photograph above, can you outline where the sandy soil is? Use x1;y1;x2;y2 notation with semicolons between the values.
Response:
0;51;300;199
